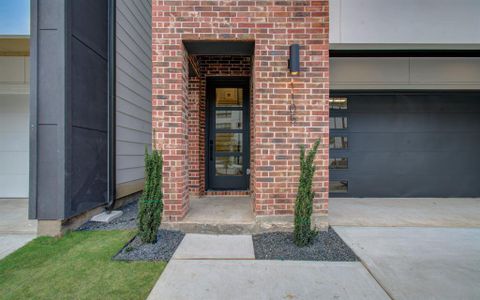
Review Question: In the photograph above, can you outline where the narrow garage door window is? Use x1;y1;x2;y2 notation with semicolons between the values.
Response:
329;97;349;194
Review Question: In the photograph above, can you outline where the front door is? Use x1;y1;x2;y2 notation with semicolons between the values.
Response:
207;78;250;190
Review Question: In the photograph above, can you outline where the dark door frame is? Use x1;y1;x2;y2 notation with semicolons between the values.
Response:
205;76;250;191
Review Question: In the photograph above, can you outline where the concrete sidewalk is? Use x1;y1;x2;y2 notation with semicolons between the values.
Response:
0;234;36;259
0;198;37;260
147;234;389;300
335;226;480;300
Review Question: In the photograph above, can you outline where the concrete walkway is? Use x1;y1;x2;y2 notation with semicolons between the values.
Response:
148;234;389;300
0;198;37;260
329;198;480;227
335;226;480;300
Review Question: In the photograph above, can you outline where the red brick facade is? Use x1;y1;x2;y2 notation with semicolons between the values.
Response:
152;0;330;223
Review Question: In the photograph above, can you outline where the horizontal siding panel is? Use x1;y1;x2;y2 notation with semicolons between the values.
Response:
117;0;151;42
116;126;151;144
116;154;144;170
117;97;151;122
117;111;151;132
117;42;150;79
117;83;151;111
116;30;150;72
115;0;152;187
116;140;147;156
116;69;150;100
116;8;150;52
117;167;145;184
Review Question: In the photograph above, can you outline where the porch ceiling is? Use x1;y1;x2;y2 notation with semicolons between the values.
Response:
183;41;254;56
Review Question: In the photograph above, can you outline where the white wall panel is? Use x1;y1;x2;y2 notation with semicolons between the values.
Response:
330;0;480;48
116;0;152;190
0;94;29;197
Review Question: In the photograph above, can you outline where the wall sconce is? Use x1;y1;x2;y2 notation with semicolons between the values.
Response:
289;44;300;75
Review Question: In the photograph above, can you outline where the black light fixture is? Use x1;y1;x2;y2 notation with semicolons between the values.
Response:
289;44;300;75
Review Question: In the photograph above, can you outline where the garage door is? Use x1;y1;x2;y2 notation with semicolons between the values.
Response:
0;94;29;198
329;92;480;197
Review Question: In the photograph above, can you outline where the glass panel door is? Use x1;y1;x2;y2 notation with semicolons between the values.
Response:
207;79;250;190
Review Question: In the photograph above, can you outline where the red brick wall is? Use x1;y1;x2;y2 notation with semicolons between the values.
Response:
152;0;330;221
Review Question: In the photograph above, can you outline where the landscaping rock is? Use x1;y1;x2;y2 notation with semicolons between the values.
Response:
78;201;139;231
253;227;358;261
114;229;185;261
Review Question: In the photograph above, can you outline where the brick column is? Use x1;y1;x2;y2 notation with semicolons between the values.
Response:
152;0;330;225
152;35;190;221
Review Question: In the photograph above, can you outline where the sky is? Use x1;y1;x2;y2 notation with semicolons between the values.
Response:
0;0;29;35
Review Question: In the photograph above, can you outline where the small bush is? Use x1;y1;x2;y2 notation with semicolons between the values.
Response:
137;147;163;243
293;140;320;247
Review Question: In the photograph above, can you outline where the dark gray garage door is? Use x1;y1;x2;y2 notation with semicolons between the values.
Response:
329;92;480;197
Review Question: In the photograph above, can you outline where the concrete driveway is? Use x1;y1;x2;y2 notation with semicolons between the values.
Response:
335;227;480;300
329;198;480;227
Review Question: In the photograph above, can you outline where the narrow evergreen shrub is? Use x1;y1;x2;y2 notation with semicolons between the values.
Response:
137;147;163;243
294;140;320;247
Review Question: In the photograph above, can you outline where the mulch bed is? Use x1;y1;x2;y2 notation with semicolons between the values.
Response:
114;229;185;261
253;227;358;261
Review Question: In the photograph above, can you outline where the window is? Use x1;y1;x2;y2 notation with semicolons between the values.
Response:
216;111;242;130
330;116;347;129
330;180;348;193
329;97;347;110
216;133;242;152
329;157;348;169
330;136;348;149
216;88;243;107
216;156;243;176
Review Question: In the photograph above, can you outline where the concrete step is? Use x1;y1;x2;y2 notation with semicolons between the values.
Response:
161;220;294;235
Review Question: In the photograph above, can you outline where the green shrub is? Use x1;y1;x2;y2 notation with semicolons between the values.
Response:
137;147;163;243
293;140;320;247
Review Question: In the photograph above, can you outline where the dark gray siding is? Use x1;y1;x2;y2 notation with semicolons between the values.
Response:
30;0;109;219
30;0;66;219
68;0;109;217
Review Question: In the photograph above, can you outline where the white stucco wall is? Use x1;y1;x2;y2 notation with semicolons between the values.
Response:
330;0;480;49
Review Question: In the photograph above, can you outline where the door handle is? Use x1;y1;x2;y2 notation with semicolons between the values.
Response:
209;140;213;161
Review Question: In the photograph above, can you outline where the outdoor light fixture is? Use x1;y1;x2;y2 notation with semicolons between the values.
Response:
289;44;300;75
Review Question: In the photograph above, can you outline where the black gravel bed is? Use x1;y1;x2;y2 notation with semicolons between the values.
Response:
114;229;185;261
253;227;358;261
77;201;139;231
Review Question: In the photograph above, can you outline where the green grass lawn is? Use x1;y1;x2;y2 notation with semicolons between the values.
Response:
0;230;165;300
